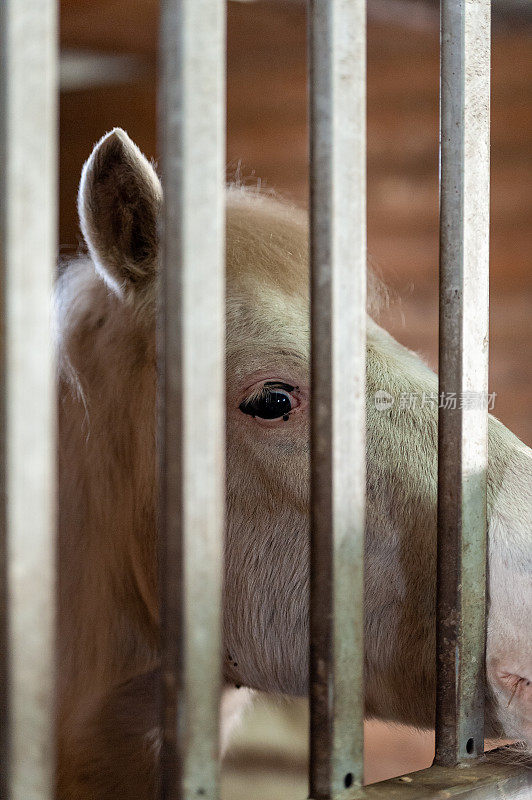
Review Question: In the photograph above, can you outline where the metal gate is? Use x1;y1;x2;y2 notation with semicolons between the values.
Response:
0;0;530;798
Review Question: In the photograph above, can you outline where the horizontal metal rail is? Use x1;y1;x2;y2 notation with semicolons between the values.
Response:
158;0;226;798
0;1;58;798
333;755;532;800
309;0;367;797
436;0;491;767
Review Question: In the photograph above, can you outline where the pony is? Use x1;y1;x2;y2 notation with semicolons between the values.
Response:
55;129;531;798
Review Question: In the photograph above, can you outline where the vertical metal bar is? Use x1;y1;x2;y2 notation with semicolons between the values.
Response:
158;1;225;799
0;1;58;798
309;0;367;797
0;18;6;784
0;16;7;779
436;0;490;767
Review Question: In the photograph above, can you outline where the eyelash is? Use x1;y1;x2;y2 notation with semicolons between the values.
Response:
247;381;295;403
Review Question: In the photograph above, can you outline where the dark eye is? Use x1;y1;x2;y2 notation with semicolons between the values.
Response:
239;382;295;420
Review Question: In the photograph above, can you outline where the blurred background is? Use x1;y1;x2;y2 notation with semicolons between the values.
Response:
59;0;531;795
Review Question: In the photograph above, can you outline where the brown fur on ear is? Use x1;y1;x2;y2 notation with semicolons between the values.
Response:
78;128;162;297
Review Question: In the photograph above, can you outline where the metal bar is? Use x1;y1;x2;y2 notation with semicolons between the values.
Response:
309;0;367;796
436;0;491;767
333;756;532;800
0;27;6;788
0;1;58;798
158;1;226;798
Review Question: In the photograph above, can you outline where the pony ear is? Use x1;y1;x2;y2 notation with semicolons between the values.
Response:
78;128;162;297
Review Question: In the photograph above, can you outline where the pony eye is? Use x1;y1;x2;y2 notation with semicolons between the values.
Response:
239;382;297;420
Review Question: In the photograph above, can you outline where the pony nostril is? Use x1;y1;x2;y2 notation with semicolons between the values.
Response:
495;670;532;710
